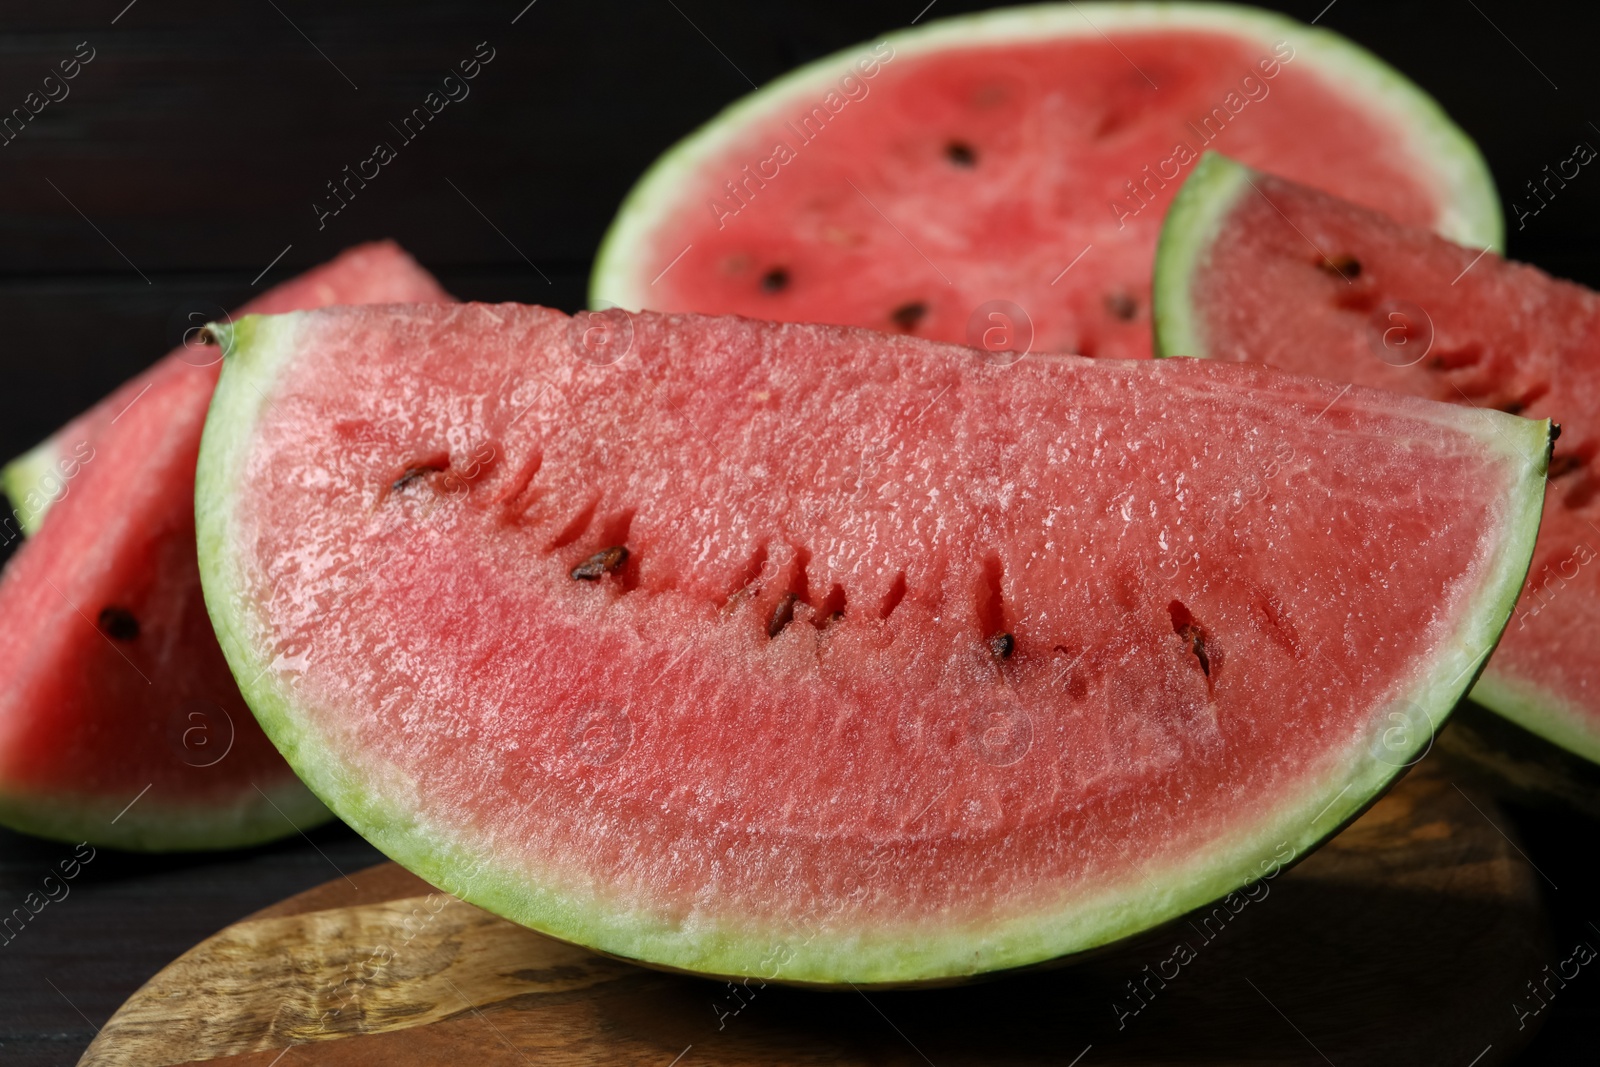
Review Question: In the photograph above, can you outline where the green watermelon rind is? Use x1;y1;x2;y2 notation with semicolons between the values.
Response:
0;777;331;853
1153;151;1600;770
198;311;1547;984
1150;151;1254;360
590;1;1501;313
1469;669;1600;766
2;435;64;536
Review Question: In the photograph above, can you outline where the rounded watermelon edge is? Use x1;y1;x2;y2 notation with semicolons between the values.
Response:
589;1;1502;315
196;308;1550;984
0;776;329;853
1152;151;1600;772
1467;660;1600;768
1150;150;1256;361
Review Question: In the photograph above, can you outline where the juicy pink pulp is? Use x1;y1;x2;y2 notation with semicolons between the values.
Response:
627;30;1447;360
228;304;1525;932
0;244;451;823
1184;169;1600;746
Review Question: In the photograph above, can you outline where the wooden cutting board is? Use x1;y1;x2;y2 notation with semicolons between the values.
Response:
78;764;1549;1067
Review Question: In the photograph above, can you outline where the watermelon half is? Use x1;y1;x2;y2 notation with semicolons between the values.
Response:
198;303;1547;983
591;2;1499;361
1153;153;1600;768
0;243;453;850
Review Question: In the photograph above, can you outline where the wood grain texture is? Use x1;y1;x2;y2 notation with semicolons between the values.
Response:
78;764;1550;1067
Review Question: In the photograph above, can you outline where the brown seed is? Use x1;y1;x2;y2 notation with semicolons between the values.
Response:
988;632;1015;660
1105;292;1138;321
891;301;928;331
98;606;140;641
767;592;799;638
571;546;629;581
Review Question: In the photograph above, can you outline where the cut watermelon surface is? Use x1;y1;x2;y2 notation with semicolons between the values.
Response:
1154;153;1600;767
592;2;1499;361
0;243;453;850
198;304;1547;983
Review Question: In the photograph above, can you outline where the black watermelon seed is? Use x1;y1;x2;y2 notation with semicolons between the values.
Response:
571;546;629;581
945;141;978;167
761;268;790;293
989;632;1015;660
1105;293;1138;321
98;607;140;641
1318;255;1361;279
891;301;928;331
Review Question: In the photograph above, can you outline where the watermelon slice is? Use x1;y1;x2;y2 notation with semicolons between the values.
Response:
197;303;1548;983
0;243;453;850
3;242;449;536
591;2;1499;361
1153;152;1600;768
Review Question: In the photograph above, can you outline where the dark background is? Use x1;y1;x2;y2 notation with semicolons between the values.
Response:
1;1;1597;1063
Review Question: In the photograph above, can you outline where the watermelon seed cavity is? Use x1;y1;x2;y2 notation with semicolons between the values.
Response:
975;552;1010;644
547;497;600;551
879;571;907;620
767;592;799;637
988;632;1015;660
725;543;772;606
816;583;847;627
1429;344;1483;371
391;455;450;494
1168;599;1213;679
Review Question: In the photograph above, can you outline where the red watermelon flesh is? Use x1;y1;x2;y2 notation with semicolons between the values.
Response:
592;4;1499;361
0;243;453;850
1154;153;1600;767
197;304;1546;983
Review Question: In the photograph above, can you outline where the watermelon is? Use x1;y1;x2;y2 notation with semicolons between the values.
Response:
591;2;1499;361
0;243;453;850
197;303;1547;983
1153;152;1600;769
3;242;448;536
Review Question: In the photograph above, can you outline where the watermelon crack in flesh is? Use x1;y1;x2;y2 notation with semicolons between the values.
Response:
0;242;455;850
592;1;1500;361
1153;152;1600;768
197;303;1548;983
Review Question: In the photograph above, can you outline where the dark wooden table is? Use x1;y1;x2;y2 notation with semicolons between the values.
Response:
1;2;1597;1063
